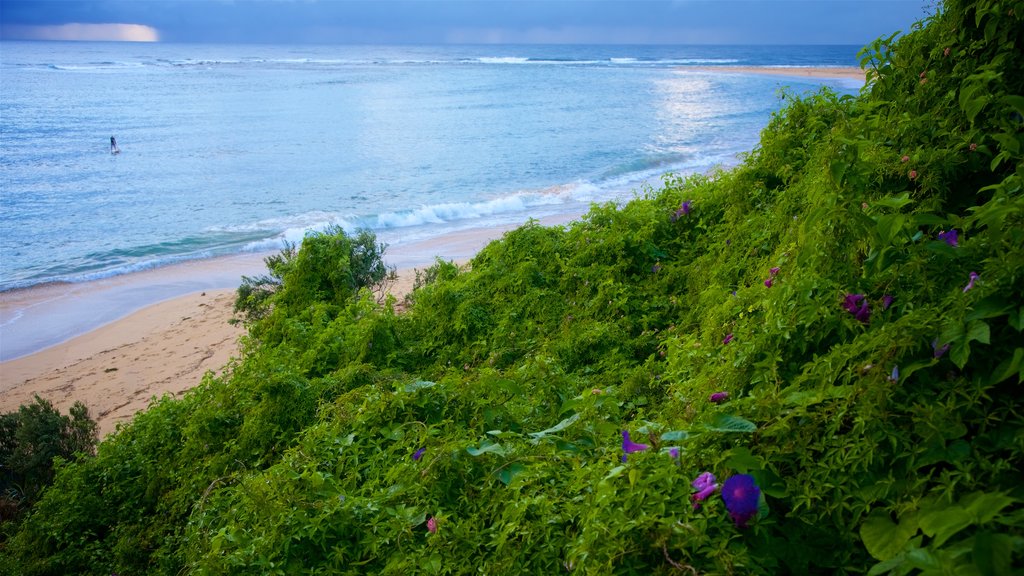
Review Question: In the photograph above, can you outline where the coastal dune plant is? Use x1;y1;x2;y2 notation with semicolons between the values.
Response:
2;0;1023;574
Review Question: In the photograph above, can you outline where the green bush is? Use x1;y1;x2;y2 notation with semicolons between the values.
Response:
4;1;1023;574
0;397;97;524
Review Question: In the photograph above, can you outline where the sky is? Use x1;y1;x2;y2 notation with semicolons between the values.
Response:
0;0;936;45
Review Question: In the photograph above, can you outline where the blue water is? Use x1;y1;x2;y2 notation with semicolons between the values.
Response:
0;42;862;292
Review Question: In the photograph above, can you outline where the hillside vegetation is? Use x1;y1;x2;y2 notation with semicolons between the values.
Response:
2;0;1022;573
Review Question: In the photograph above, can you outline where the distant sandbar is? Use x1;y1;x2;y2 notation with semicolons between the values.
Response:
687;66;865;81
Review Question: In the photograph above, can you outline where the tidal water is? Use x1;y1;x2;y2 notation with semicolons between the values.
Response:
1;42;863;293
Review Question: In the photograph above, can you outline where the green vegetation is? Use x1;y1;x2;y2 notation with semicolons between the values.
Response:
0;397;97;523
2;0;1022;573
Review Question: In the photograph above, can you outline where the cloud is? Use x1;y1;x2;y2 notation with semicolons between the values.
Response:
3;23;160;42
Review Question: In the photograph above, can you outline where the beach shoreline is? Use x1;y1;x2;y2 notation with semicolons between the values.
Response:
0;214;579;436
685;65;866;81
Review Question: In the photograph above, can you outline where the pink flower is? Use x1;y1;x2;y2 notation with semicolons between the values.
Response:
901;155;910;163
427;517;438;534
969;143;977;152
943;47;951;57
909;169;918;180
722;333;734;345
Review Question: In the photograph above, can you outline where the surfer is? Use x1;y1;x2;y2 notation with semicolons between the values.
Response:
110;136;120;154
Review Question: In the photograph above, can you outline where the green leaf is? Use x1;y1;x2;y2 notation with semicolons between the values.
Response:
603;465;627;481
404;379;436;392
961;491;1017;525
990;348;1024;385
992;132;1020;154
973;531;1014;576
724;447;760;472
705;414;757;433
527;413;580;440
1001;95;1024;117
830;159;849;184
951;340;971;369
659;430;689;442
466;439;506;457
919;505;972;548
861;510;919;561
872;193;913;210
496;463;527;486
967;320;991;345
966;296;1015;322
1009;307;1024;331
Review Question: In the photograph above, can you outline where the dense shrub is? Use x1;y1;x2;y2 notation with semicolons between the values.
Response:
0;397;97;524
3;1;1022;574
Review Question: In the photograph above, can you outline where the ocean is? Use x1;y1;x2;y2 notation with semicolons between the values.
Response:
0;42;862;358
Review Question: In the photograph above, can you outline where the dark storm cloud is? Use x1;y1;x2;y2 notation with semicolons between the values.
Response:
0;0;933;44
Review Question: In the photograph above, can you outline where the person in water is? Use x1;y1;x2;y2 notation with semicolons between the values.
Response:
110;136;120;154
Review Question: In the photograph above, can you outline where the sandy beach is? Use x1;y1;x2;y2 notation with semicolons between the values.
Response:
0;218;574;437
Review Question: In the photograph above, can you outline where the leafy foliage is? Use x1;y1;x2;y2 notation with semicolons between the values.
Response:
3;1;1023;574
0;397;97;526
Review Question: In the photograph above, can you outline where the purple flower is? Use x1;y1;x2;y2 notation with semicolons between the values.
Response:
652;263;662;273
889;365;899;382
722;333;734;345
621;430;649;462
843;293;871;324
842;293;863;314
769;267;780;277
932;339;950;358
881;294;894;310
426;516;438;534
938;229;959;247
691;472;719;509
412;447;425;461
709;391;729;404
721;474;760;528
669;447;680;459
671;200;692;221
963;271;978;292
764;278;773;288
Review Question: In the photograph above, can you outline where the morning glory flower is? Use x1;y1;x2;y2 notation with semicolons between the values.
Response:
426;517;438;534
881;294;894;310
769;267;780;277
412;447;425;461
721;474;761;528
932;339;950;358
963;271;978;292
671;201;692;221
691;472;719;509
843;293;871;324
621;430;649;462
938;229;959;247
709;392;729;404
764;278;773;288
722;333;734;345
